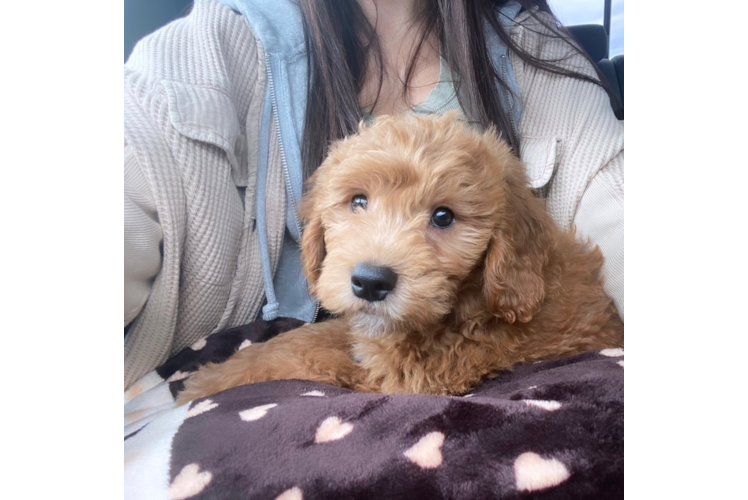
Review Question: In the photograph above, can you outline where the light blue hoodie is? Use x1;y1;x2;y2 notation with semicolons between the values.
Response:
219;0;524;324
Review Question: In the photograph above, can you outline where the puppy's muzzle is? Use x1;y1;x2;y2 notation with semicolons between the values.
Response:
351;263;398;302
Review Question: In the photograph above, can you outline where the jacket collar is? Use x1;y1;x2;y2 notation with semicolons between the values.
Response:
220;0;306;57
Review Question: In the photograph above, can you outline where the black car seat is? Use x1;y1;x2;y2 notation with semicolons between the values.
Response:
566;24;623;119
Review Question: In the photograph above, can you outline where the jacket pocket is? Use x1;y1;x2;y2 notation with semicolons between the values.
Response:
161;81;248;187
520;137;560;189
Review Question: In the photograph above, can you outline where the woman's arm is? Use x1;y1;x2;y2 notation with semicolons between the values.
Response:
509;11;624;318
124;142;162;327
123;0;269;388
573;151;624;319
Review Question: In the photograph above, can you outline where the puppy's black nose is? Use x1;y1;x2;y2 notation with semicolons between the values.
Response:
351;263;398;302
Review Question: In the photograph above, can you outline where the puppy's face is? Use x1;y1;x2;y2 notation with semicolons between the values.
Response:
302;114;552;335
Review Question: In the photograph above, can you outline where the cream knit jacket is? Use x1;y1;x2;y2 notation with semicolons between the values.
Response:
124;0;624;389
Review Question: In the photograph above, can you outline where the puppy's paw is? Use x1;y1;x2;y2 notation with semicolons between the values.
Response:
175;363;229;406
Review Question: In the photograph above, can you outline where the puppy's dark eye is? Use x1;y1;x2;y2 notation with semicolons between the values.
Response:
431;207;454;228
351;194;368;212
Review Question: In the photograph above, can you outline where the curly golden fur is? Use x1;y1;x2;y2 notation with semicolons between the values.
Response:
179;113;623;403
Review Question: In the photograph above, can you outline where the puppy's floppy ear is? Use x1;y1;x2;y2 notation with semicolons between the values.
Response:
482;142;555;324
300;170;327;294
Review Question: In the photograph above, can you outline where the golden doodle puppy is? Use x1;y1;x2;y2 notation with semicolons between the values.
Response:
179;112;623;404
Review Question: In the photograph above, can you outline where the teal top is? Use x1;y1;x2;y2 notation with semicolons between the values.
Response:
362;56;473;125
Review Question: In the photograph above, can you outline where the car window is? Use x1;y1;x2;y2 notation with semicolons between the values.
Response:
549;0;604;26
612;0;748;57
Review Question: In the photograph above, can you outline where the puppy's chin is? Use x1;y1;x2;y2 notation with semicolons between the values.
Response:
330;299;403;338
349;311;396;338
342;296;452;338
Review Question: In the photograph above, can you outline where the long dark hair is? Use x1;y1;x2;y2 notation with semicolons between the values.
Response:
299;0;612;181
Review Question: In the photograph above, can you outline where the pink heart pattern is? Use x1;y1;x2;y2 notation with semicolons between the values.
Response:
514;452;570;492
404;431;445;469
168;463;212;500
315;416;354;443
